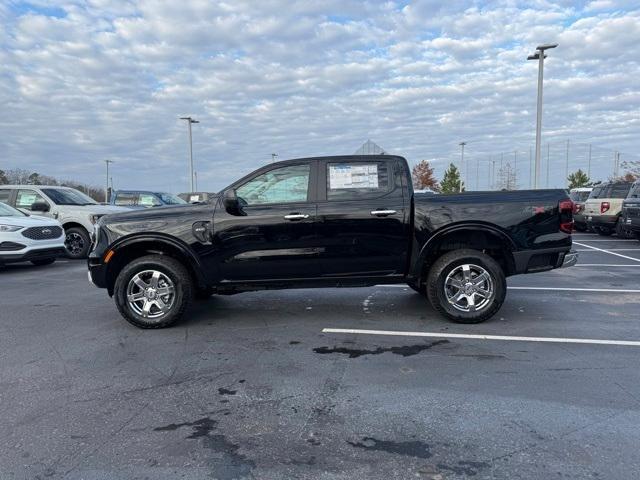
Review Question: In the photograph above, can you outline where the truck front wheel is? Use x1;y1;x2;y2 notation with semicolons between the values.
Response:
426;249;506;324
114;255;193;329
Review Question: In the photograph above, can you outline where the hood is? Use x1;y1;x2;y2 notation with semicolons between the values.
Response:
101;202;213;225
0;214;62;228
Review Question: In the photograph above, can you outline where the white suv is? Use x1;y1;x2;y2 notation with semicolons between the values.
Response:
0;186;129;259
0;201;66;266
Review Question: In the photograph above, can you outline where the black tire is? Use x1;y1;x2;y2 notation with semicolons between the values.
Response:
114;255;193;329
64;227;91;259
615;218;634;239
635;232;640;242
31;258;56;266
426;249;506;324
596;227;613;236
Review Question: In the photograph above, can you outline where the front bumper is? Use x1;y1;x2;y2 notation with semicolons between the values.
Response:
0;247;66;265
621;215;640;233
87;256;108;288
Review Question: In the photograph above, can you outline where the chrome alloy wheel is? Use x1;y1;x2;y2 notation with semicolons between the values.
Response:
65;232;85;256
444;263;494;313
126;270;176;319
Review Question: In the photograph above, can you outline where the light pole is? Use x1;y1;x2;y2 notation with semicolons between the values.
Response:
180;116;200;192
528;43;558;189
104;159;114;203
459;142;466;192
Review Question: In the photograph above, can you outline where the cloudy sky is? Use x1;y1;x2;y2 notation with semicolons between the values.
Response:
1;0;639;193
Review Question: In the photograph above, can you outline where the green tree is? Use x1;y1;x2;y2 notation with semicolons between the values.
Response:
0;169;7;185
440;163;465;193
567;169;590;189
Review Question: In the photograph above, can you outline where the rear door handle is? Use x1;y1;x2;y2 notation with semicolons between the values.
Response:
370;209;397;217
284;213;309;221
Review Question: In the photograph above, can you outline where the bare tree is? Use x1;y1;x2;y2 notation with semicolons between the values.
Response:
496;162;518;190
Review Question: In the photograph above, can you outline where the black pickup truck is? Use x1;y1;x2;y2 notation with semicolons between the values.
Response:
88;155;577;328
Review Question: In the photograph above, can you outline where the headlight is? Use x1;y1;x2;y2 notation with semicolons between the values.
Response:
0;224;23;232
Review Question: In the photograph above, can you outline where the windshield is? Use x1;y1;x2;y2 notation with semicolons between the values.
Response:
42;188;98;206
157;193;187;205
569;191;591;202
0;202;26;217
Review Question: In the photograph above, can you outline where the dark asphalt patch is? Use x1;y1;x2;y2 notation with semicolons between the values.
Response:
347;437;432;459
313;340;449;358
218;387;237;396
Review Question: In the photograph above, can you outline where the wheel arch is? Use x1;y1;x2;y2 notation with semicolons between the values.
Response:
413;223;517;286
61;221;90;234
103;234;207;295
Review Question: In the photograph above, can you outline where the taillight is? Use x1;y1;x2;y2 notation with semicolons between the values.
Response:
600;202;610;214
559;199;574;234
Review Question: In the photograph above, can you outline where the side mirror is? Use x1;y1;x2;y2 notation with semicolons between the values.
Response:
31;201;50;213
223;189;242;215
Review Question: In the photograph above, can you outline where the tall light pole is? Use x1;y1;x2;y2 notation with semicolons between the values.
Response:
180;116;200;192
459;142;466;192
528;43;558;189
104;159;114;203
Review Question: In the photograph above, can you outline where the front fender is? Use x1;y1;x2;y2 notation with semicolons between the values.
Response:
106;233;207;288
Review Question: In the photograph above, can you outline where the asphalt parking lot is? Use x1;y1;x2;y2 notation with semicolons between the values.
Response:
2;232;640;480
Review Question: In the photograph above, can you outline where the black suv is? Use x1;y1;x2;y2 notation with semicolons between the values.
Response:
621;180;640;241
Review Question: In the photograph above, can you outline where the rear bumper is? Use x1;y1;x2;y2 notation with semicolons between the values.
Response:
561;251;579;268
512;246;574;274
0;247;66;265
586;214;618;229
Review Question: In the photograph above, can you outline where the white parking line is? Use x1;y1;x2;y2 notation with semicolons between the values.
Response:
573;241;640;263
571;238;637;242
573;264;640;267
378;285;640;293
508;286;640;293
322;328;640;347
577;248;640;252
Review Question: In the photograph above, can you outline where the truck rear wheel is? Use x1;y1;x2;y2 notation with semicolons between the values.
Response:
426;249;506;324
114;255;193;329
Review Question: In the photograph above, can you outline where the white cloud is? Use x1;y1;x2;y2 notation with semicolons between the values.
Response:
0;0;638;191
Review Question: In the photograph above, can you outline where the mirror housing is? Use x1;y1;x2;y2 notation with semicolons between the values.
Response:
31;201;50;213
223;189;242;215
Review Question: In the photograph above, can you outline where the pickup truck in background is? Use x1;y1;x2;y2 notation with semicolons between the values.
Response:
88;155;577;329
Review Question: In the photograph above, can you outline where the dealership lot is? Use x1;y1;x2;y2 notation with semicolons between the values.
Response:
1;233;640;480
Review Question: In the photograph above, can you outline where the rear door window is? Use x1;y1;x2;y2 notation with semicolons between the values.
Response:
610;183;632;198
326;162;391;201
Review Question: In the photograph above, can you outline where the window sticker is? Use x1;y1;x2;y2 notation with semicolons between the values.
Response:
329;164;379;189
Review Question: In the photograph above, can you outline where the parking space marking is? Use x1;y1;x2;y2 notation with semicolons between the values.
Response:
573;241;640;263
378;285;640;293
322;328;640;347
571;238;637;242
573;264;640;267
577;248;640;252
507;286;640;293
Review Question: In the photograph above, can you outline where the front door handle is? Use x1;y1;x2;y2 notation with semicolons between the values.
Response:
370;209;397;217
284;213;310;221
